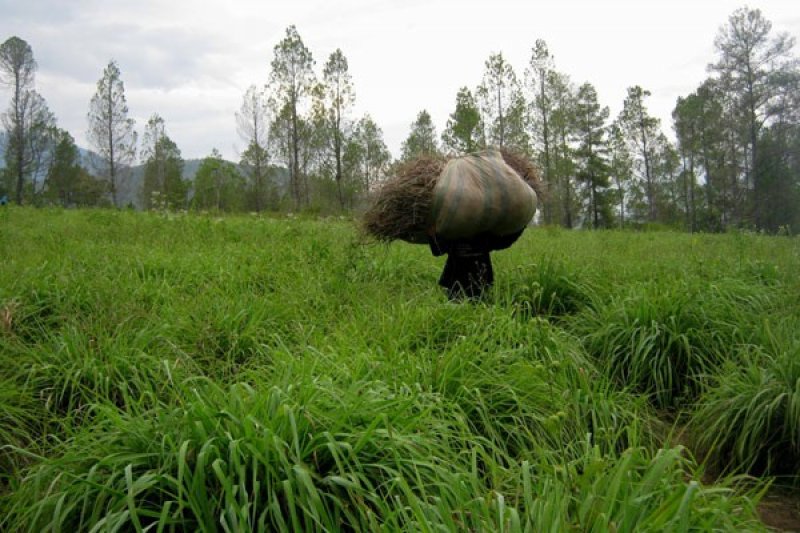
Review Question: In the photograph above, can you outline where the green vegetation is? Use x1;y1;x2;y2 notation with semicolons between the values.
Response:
1;208;799;530
4;6;799;232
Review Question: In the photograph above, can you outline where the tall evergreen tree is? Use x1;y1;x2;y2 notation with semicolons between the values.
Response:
526;39;557;223
193;148;245;211
573;83;611;228
268;101;293;205
476;52;525;149
322;49;355;209
755;70;800;233
0;36;55;204
653;133;682;225
140;114;186;209
44;128;78;206
618;86;661;222
400;110;439;161
608;122;633;227
504;91;530;153
7;91;56;202
348;114;390;194
268;25;315;209
709;6;797;229
673;95;701;231
42;129;103;207
300;87;333;207
87;60;137;207
548;71;577;228
441;87;481;154
694;81;728;230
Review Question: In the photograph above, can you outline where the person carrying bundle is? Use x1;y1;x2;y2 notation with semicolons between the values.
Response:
362;148;542;300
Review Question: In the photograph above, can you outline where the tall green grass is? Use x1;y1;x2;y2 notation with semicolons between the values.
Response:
3;377;766;532
690;318;800;478
575;278;779;408
1;207;797;529
498;258;595;318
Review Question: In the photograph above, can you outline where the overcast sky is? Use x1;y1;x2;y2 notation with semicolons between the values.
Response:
1;0;798;162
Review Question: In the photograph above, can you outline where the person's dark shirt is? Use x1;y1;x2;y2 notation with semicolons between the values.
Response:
428;229;523;257
429;229;524;299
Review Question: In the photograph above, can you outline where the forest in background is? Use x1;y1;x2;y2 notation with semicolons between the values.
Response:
1;6;798;232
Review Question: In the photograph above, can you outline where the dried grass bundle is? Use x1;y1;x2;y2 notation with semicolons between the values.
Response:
499;148;546;201
361;155;446;243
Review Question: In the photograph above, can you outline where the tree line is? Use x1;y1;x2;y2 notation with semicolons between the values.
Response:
402;6;799;233
0;26;392;212
2;6;798;232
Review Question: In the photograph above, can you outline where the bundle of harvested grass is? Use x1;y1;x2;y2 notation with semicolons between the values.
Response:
361;149;542;244
361;155;446;244
498;148;546;201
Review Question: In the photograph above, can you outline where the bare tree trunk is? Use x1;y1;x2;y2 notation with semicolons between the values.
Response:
291;91;301;210
13;77;24;204
334;105;344;209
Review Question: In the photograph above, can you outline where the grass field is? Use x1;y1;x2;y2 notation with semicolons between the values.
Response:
1;207;798;531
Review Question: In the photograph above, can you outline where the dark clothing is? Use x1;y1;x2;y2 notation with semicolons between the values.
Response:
439;250;493;300
429;229;524;300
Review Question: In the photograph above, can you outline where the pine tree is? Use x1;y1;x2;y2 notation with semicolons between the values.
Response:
526;39;556;223
322;49;355;209
477;52;526;149
709;6;797;229
348;114;390;195
573;83;611;228
618;86;661;222
0;37;55;204
548;71;577;228
193;149;245;211
268;26;315;209
608;122;633;228
400;110;439;161
673;92;713;231
87;60;136;207
441;87;481;154
140;114;186;209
